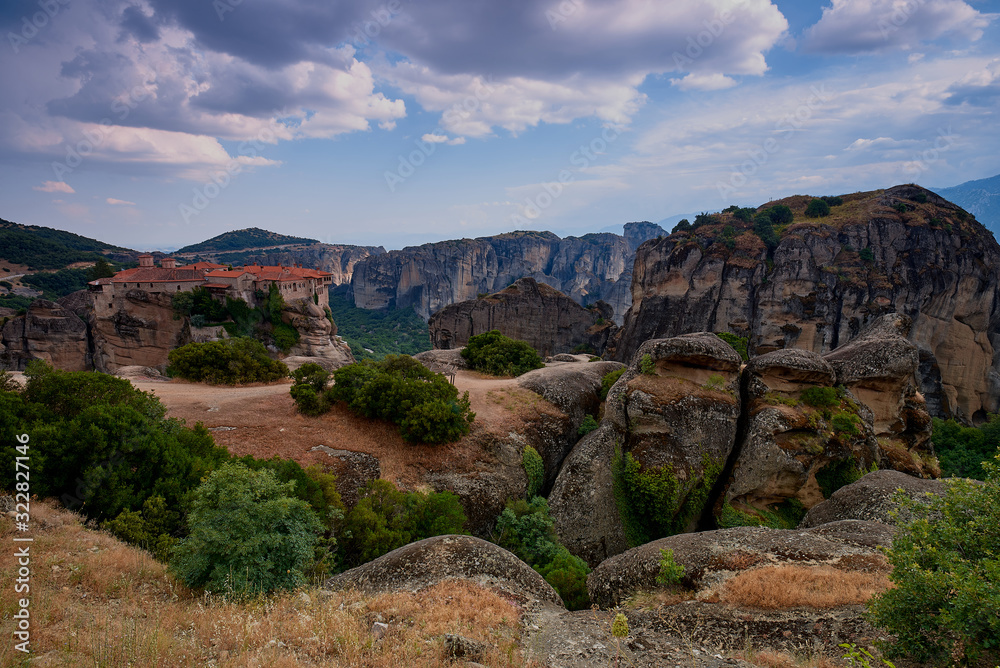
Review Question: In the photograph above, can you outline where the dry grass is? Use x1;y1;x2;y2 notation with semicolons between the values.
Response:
733;647;842;668
720;565;892;610
0;500;537;668
625;589;696;610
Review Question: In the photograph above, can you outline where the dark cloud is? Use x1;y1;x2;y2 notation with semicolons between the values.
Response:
119;4;160;43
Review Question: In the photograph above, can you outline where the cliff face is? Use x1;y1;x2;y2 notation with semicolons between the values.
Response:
174;243;385;286
428;277;616;356
0;299;90;371
610;185;1000;421
350;223;666;323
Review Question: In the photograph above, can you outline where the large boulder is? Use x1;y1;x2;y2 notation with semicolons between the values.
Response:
549;333;742;567
724;348;880;516
428;277;617;356
91;289;190;372
823;313;935;477
282;298;354;369
588;520;893;609
0;299;90;371
324;534;563;606
799;469;947;528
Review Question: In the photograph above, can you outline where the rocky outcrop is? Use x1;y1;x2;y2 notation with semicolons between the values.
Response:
90;289;190;373
428;278;617;356
0;299;90;371
611;185;1000;422
588;520;893;609
176;243;384;286
324;534;563;606
308;446;381;507
549;333;743;566
350;223;666;324
799;470;947;528
282;299;354;369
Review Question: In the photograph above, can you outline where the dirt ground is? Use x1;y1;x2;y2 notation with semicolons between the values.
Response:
130;370;527;488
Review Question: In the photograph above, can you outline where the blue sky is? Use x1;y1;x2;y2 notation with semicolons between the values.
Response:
1;0;998;251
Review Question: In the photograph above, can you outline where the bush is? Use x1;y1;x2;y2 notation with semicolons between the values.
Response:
822;195;844;207
656;548;685;586
601;368;624;400
762;204;793;226
578;414;599;437
867;453;1000;666
640;354;655;375
291;362;330;391
671;219;691;233
805;198;831;217
801;386;839;408
816;457;865;499
290;384;329;416
523;445;544;498
329;355;475;443
340;479;467;567
859;248;875;262
170;462;324;597
461;330;544;377
272;322;300;352
753;214;780;252
715;332;748;361
493;496;591;610
831;411;861;437
932;415;1000;480
167;337;288;385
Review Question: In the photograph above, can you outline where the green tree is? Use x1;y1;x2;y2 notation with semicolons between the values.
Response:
87;259;116;281
867;452;1000;666
671;219;691;233
167;337;288;385
461;330;544;377
932;415;1000;480
805;198;831;218
170;462;324;597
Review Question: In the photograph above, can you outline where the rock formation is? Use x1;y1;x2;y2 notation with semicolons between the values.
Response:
0;299;90;371
324;534;563;606
799;469;947;528
350;223;666;324
178;243;384;286
548;332;743;567
428;278;617;356
89;289;191;373
610;185;1000;422
281;298;354;369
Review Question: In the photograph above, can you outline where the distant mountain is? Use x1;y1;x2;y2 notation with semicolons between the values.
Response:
175;227;320;254
0;218;131;270
933;173;1000;236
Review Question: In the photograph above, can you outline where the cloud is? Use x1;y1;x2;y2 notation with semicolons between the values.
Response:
106;197;136;205
33;180;75;193
670;73;738;91
803;0;992;54
421;133;465;145
944;59;1000;106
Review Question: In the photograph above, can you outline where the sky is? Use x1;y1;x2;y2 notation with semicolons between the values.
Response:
1;0;999;251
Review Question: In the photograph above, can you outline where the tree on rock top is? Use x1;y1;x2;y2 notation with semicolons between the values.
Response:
461;330;544;377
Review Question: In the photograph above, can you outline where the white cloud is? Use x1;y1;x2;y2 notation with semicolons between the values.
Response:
803;0;992;53
33;181;75;193
106;198;136;206
670;73;738;91
421;133;466;145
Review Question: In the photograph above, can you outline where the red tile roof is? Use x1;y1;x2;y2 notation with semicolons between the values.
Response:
111;267;206;283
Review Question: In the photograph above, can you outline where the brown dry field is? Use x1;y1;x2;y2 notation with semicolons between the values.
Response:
131;370;531;488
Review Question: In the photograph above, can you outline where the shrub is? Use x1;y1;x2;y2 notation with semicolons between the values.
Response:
867;454;1000;666
656;548;686;586
291;362;330;391
703;374;726;391
493;496;591;610
762;204;793;226
715;332;748;361
753;214;780;252
170;462;324;597
523;445;544;498
816;457;865;499
612;448;723;546
672;219;691;233
103;495;179;562
800;386;839;409
822;195;844;207
289;384;329;416
859;248;875;262
931;415;1000;480
329;355;475;443
272;322;300;352
831;411;861;437
578;414;599;437
461;330;544;377
167;337;288;385
640;354;655;375
805;198;831;217
601;368;625;400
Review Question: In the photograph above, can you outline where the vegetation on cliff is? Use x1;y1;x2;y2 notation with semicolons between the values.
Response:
461;329;544;377
167;337;289;385
328;291;431;360
931;414;1000;480
175;227;319;254
0;218;125;270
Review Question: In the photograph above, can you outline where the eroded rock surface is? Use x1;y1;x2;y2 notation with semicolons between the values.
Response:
0;299;90;371
799;469;947;528
282;298;354;369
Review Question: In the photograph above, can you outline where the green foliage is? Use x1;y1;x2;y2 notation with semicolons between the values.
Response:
859;247;875;262
762;204;793;226
461;330;544;377
328;291;431;361
271;322;300;352
640;353;655;375
176;227;319;254
0;293;35;311
289;384;330;417
894;202;909;214
601;367;625;400
717;498;806;530
21;267;92;300
715;332;748;361
87;259;117;281
805;198;831;218
167;337;288;385
692;212;719;228
831;411;861;437
703;374;726;391
329;355;474;443
816;457;865;499
822;196;845;207
932;415;1000;480
493;496;591;610
0;221;122;270
866;455;1000;666
656;548;686;586
341;479;467;567
731;207;755;223
840;643;895;668
291;362;329;391
523;445;544;498
612;613;629;639
671;218;691;233
170;462;323;598
578;414;599;437
800;385;840;408
103;495;179;561
753;214;780;252
612;448;723;546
